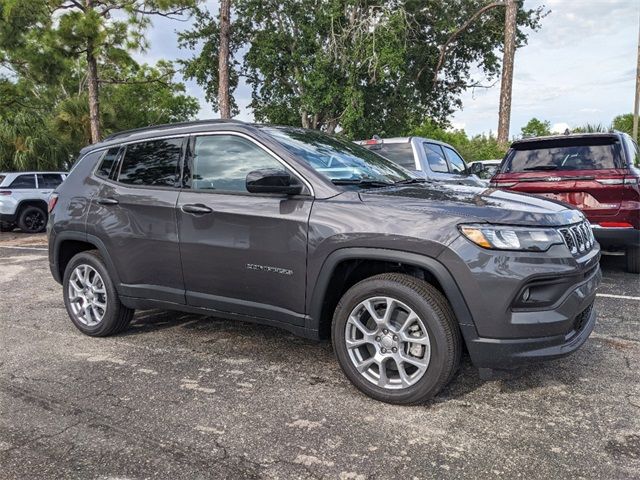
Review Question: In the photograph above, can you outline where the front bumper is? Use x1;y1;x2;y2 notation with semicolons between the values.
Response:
462;300;597;369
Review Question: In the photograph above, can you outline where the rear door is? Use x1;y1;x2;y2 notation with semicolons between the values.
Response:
86;137;186;304
8;174;38;210
495;136;626;218
36;173;65;199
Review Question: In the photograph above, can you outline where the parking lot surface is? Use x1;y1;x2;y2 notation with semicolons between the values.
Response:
1;233;639;479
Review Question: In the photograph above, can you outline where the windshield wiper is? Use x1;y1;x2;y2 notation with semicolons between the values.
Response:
394;178;428;185
331;179;394;188
523;165;559;171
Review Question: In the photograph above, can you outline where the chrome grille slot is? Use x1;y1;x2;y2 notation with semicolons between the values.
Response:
558;221;594;256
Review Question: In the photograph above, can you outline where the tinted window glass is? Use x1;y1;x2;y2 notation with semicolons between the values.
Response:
443;146;466;174
0;175;5;185
506;138;621;172
264;127;412;184
9;174;36;189
624;136;639;168
36;174;63;188
374;143;416;169
192;135;289;192
118;138;183;186
424;144;448;173
96;147;121;178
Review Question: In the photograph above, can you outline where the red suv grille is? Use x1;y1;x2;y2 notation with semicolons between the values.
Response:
558;221;595;256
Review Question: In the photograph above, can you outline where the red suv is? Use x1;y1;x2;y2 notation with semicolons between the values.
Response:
490;132;640;273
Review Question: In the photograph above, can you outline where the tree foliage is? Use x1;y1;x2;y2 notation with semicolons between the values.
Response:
0;1;199;171
411;119;506;161
521;117;551;137
179;0;544;138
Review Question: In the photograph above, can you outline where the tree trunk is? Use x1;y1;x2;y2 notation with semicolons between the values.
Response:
86;0;101;142
218;0;231;119
497;0;517;147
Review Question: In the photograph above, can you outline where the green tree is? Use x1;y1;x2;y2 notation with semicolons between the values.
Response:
179;0;544;138
0;0;196;143
521;117;551;137
612;113;633;135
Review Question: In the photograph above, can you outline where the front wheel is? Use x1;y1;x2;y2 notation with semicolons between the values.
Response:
63;250;134;336
627;247;640;274
332;273;461;405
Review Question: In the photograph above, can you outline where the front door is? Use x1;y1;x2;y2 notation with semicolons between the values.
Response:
177;133;313;327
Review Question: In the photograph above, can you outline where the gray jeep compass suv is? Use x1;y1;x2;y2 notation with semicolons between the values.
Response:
48;120;601;404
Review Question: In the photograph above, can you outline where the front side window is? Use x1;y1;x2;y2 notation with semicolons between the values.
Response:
191;135;292;192
118;138;183;187
443;146;466;174
36;174;64;188
96;147;121;179
424;143;449;173
263;127;413;185
9;174;36;189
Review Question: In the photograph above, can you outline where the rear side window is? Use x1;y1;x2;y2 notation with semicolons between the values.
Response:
36;174;64;188
118;138;183;187
424;143;448;173
191;135;288;192
505;138;622;172
374;143;416;169
9;174;36;189
96;147;122;179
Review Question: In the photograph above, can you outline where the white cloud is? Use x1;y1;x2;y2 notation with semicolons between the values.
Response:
551;122;570;134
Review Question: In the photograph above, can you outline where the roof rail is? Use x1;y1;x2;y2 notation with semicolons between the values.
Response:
102;119;245;142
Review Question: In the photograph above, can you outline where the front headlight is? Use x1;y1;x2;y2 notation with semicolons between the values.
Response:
459;224;564;252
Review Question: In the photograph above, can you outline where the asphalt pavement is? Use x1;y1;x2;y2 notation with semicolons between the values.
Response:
1;232;639;479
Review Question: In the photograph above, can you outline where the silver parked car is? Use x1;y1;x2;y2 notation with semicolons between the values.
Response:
355;136;485;187
0;171;67;233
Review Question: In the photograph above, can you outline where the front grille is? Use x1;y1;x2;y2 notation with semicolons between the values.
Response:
558;221;595;256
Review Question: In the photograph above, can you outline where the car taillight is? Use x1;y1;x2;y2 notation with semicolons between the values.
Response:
0;190;11;195
48;194;59;213
598;222;633;228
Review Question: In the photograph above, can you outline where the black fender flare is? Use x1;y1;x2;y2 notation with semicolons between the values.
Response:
51;231;122;289
307;247;476;332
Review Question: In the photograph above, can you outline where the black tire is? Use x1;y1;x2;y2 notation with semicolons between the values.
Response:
331;273;461;405
627;247;640;274
63;250;134;336
17;205;47;233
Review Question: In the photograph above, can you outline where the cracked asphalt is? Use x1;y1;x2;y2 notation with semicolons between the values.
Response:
1;232;639;479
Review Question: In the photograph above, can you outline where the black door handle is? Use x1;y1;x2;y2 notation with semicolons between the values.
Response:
181;203;213;215
97;197;119;205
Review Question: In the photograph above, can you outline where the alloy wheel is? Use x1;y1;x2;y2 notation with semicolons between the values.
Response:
345;296;431;390
67;264;108;327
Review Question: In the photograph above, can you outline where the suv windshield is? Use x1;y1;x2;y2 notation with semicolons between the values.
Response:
263;127;413;185
505;137;622;172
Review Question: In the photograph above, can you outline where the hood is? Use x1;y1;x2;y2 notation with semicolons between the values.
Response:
360;182;584;227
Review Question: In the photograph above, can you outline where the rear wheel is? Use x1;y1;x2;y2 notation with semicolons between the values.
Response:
18;205;47;233
63;250;134;336
627;247;640;274
332;273;461;405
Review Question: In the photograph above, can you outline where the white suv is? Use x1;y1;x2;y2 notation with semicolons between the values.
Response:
0;172;67;233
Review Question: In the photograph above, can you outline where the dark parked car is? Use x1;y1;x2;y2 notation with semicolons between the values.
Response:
490;132;640;273
48;120;601;404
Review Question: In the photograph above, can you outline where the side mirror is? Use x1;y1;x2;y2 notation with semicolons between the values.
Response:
468;162;485;175
246;169;304;195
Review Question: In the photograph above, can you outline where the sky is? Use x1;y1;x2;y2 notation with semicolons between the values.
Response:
140;0;640;138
